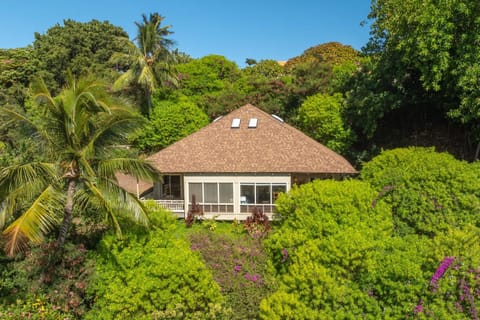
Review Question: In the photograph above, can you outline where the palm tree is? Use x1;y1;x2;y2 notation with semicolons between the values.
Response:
0;73;159;256
113;13;177;117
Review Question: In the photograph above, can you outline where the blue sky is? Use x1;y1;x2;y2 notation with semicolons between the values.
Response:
1;0;372;67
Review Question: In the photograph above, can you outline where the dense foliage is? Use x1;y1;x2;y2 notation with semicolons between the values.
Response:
1;4;480;319
261;180;393;318
297;92;354;154
341;0;480;159
86;204;228;319
0;242;93;319
33;19;130;91
132;95;209;153
361;147;480;236
261;156;480;318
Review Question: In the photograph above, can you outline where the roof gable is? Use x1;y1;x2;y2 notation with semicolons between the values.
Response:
148;104;356;174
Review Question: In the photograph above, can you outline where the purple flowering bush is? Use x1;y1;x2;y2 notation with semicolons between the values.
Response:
260;176;480;319
409;227;480;319
189;226;274;319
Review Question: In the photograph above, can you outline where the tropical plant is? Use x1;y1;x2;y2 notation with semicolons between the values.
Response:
0;73;159;256
86;204;229;319
189;225;274;320
113;13;177;116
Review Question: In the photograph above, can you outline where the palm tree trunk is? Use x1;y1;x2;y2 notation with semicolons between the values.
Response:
57;178;76;249
145;85;152;118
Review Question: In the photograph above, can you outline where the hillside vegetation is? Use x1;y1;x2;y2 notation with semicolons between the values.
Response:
0;1;479;318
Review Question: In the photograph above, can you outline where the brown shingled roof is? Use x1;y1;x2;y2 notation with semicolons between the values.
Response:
115;173;153;196
147;104;357;174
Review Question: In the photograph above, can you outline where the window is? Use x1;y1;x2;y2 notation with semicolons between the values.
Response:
189;182;234;213
240;183;286;205
204;183;218;203
272;184;286;201
161;175;181;199
256;184;270;204
240;184;254;204
189;183;202;203
189;182;233;204
248;118;258;128
219;183;233;203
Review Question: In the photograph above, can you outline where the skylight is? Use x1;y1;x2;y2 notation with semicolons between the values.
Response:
248;118;258;128
231;118;241;128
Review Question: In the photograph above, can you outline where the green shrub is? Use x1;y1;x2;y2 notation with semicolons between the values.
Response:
86;206;228;319
261;180;392;318
0;293;74;319
261;177;479;319
361;147;480;236
265;179;392;274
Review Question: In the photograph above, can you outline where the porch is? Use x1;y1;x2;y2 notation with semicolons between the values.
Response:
152;199;276;220
146;174;290;220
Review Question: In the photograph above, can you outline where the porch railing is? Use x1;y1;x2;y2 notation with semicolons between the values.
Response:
153;199;185;213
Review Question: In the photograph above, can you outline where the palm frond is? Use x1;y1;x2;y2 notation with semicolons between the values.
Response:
97;158;159;182
0;108;52;145
113;70;135;91
82;178;150;235
82;113;143;159
0;163;58;231
82;180;123;238
0;162;57;197
30;78;57;113
138;65;156;92
0;178;55;228
2;185;63;256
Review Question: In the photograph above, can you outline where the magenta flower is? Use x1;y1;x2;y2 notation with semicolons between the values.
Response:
413;300;423;314
244;273;260;282
234;265;241;273
460;279;478;320
430;256;455;290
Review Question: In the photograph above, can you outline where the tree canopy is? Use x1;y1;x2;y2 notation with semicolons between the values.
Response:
33;19;130;91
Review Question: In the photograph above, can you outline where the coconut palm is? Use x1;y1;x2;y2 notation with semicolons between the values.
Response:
113;13;177;116
0;73;159;256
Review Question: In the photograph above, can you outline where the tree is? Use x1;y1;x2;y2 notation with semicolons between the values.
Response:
113;13;177;116
175;54;243;117
33;19;130;92
297;93;355;154
356;0;480;157
132;95;209;153
284;42;360;70
0;48;37;107
0;74;159;256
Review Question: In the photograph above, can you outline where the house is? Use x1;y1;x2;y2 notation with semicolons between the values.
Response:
138;104;357;220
